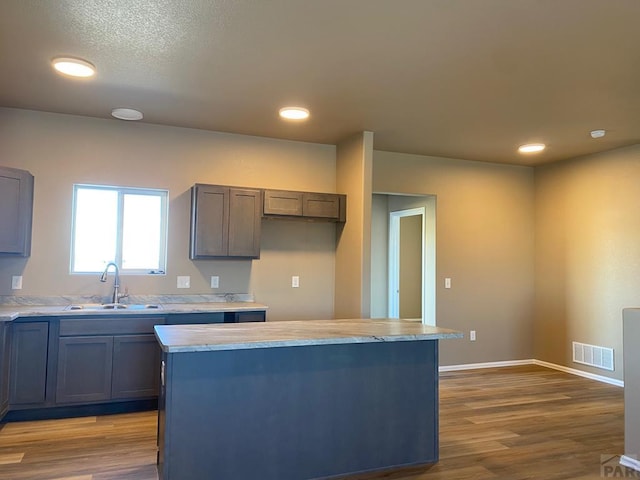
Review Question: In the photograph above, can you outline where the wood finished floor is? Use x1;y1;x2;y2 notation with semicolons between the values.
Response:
0;365;627;480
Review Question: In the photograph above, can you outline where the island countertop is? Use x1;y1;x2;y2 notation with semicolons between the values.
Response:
154;318;462;353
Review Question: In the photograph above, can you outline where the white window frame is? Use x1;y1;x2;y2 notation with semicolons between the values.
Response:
70;184;169;275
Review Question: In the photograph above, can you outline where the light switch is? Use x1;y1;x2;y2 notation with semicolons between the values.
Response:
177;276;191;289
211;276;220;289
445;278;451;289
12;275;23;290
292;276;300;288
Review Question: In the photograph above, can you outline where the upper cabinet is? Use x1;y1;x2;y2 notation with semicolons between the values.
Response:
263;190;346;222
0;166;34;256
190;184;262;259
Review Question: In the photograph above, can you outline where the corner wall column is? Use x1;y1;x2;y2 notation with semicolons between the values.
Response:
335;132;373;318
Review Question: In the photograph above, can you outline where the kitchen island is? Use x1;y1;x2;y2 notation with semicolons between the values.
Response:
154;319;462;480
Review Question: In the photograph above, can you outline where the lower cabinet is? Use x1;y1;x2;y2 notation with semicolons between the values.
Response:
0;322;12;418
56;334;160;404
9;321;49;406
4;311;265;420
56;317;163;405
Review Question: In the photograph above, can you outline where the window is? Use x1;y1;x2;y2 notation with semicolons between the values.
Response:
71;184;168;274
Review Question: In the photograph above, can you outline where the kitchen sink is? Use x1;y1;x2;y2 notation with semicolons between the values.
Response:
65;303;162;311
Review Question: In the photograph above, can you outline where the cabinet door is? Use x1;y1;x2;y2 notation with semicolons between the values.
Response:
228;188;262;258
302;193;340;219
0;322;12;418
10;322;49;405
112;334;161;399
190;184;229;258
263;190;303;216
56;336;113;404
0;166;34;256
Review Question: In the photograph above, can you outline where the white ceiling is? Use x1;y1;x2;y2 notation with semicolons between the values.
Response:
1;0;639;166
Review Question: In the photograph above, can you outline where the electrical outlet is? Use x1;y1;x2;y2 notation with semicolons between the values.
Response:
470;330;476;341
12;275;23;290
211;276;220;289
292;276;300;288
177;276;191;289
445;277;451;289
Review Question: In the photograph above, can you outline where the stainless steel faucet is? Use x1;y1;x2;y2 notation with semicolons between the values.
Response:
100;262;124;304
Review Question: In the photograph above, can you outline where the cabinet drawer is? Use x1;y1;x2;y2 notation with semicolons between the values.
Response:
263;190;303;216
303;193;340;218
60;317;163;336
225;311;266;323
166;313;225;325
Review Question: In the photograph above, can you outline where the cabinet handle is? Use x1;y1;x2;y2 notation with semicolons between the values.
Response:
161;360;165;387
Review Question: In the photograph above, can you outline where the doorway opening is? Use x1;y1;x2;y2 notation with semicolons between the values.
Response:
371;194;436;326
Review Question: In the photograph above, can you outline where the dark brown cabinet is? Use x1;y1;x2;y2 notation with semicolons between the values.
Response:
190;184;262;259
0;166;34;256
263;189;346;222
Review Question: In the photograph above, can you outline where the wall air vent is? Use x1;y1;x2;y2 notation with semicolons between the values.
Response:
572;341;614;371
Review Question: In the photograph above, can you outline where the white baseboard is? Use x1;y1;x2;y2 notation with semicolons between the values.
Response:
532;359;624;387
439;359;534;372
439;358;624;388
620;455;640;472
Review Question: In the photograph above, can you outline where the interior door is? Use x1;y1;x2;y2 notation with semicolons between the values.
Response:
388;207;425;321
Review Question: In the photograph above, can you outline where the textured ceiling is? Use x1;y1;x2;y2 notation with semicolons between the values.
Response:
1;0;639;165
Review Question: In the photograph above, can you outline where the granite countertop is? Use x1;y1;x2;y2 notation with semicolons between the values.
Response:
0;295;267;322
154;319;463;353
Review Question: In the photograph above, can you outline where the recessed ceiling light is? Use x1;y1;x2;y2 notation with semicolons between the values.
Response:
518;143;546;154
279;107;310;120
52;57;96;78
111;108;143;121
590;129;606;139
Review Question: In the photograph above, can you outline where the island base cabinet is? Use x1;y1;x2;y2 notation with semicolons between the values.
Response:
158;340;439;480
